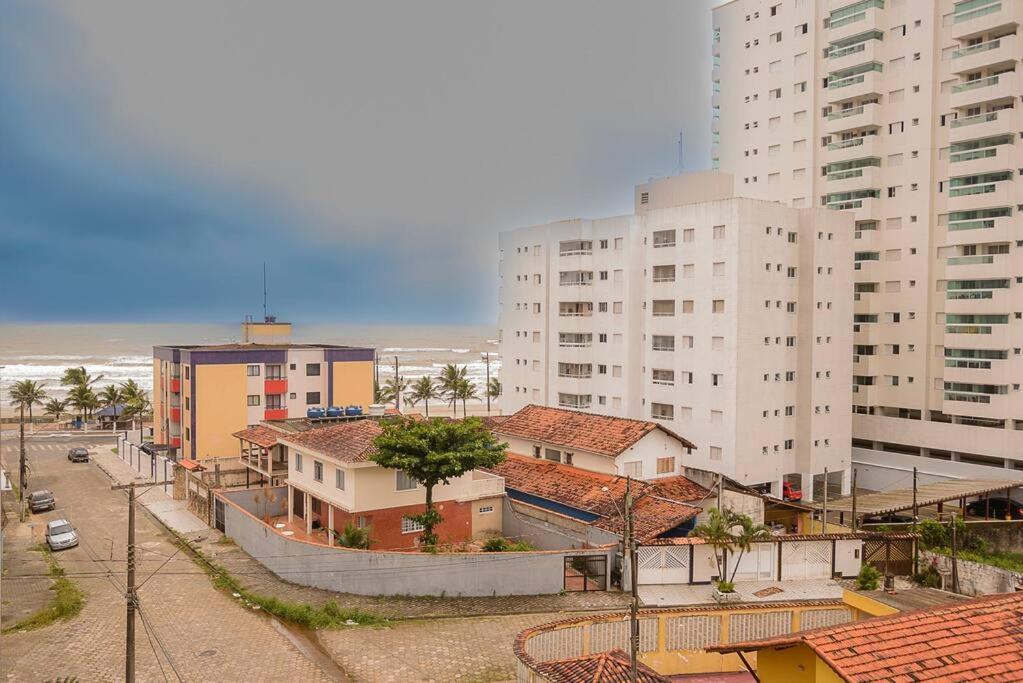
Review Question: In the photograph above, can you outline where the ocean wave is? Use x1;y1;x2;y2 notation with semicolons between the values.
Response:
381;347;472;354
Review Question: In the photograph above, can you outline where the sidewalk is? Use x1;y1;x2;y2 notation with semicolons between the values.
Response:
91;450;208;534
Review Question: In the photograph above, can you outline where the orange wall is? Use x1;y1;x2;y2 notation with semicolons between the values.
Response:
194;364;248;459
332;360;374;408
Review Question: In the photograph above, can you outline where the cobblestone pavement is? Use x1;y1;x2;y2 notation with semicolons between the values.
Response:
1;436;335;682
0;521;52;630
194;529;630;619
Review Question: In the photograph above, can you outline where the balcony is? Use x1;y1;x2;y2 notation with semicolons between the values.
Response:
169;406;181;423
826;69;883;102
825;103;881;134
952;0;1009;35
951;34;1018;74
169;436;182;448
462;470;504;500
951;72;1016;110
826;166;881;193
947;177;1014;212
264;378;288;394
169;377;181;393
949;108;1016;143
558;302;593;317
264;408;288;421
948;139;1015;176
827;1;885;41
826;134;879;162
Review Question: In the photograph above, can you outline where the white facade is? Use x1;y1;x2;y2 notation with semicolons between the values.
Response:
498;172;854;496
712;0;1023;478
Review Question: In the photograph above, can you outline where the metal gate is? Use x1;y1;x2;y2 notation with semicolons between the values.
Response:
780;540;832;580
863;537;913;576
214;499;226;532
637;546;690;585
730;543;776;582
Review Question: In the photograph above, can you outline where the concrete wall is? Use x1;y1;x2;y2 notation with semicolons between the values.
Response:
502;499;621;551
921;550;1021;597
853;446;1023;491
963;521;1023;554
219;489;614;597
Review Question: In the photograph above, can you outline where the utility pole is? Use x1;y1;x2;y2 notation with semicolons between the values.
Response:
125;482;137;683
624;476;639;683
393;356;400;414
18;405;26;521
950;510;960;594
821;468;829;534
482;352;491;415
912;466;919;575
851;468;858;532
717;474;723;511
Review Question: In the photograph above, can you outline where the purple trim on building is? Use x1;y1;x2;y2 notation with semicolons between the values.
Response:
327;362;334;406
325;348;375;362
153;347;181;362
189;350;288;365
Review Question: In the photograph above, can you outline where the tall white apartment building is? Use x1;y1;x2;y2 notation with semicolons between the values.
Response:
712;0;1023;480
498;172;854;497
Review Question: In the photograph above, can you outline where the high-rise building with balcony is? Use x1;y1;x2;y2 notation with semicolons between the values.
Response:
152;320;374;461
498;171;854;496
711;0;1023;480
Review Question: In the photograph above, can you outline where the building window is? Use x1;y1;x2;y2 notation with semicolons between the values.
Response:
184;397;190;410
401;516;425;534
266;394;283;409
545;448;562;462
335;468;345;490
247;365;260;376
712;299;725;314
651;403;674;421
247;395;260;406
184;366;189;380
622;461;643;478
306;392;321;405
478;505;494;514
656;457;675;474
184;427;190;441
710;447;722;461
533;445;541;458
306;363;321;376
313;460;323;482
266;364;283;379
295;452;303;472
396;471;419;491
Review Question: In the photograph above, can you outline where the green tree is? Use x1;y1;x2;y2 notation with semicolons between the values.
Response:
335;522;372;549
66;385;98;431
691;507;737;591
371;417;507;546
98;384;123;424
436;364;466;415
727;513;773;583
487;377;502;400
404;376;440;418
454;377;478;418
376;375;409;412
9;379;47;434
60;366;103;389
43;398;69;423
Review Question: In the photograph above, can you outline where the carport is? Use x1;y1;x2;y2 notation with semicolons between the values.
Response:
810;477;1023;527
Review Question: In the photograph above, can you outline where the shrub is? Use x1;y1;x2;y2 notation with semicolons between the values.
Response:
482;536;535;552
856;564;882;590
716;580;736;594
913;564;943;588
335;523;371;550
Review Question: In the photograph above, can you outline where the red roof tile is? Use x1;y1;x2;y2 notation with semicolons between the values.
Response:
493;405;696;457
487;454;705;542
277;420;383;463
711;592;1023;682
233;425;281;449
535;649;668;683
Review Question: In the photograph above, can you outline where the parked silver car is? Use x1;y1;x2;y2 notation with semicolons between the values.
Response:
67;447;90;463
45;519;79;551
28;490;55;513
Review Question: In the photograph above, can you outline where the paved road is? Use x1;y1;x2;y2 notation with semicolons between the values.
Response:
1;435;336;682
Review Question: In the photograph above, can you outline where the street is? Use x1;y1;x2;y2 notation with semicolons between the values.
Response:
0;434;336;682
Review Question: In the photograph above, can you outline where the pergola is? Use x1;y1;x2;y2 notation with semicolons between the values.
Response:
811;478;1023;521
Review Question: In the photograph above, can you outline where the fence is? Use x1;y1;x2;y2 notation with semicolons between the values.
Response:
115;432;174;494
514;600;856;680
216;487;615;597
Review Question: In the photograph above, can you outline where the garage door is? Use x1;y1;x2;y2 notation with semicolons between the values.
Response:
780;541;832;580
637;546;690;585
730;543;776;582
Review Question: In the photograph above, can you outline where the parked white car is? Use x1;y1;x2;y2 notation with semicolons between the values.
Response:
45;519;79;551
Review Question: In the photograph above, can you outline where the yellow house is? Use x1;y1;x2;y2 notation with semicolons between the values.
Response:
153;324;374;461
710;591;1023;682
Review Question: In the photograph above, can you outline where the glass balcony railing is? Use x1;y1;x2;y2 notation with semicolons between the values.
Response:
829;74;865;89
827;137;866;150
953;1;1001;24
949;183;997;197
830;12;866;29
947;255;995;265
950;147;998;163
948;219;995;231
830;42;867;59
828;169;865;181
946;324;992;333
951;111;999;128
828;105;864;120
952;74;999;94
947;290;994;299
952;38;1001;59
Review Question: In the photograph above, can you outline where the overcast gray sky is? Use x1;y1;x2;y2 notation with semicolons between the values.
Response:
1;0;712;323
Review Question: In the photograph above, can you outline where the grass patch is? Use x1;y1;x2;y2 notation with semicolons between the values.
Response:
214;536;236;546
3;546;85;633
932;547;1023;573
180;535;382;629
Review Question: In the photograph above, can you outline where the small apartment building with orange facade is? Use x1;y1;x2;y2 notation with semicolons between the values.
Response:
152;321;374;461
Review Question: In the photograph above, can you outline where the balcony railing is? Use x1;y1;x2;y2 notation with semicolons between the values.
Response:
952;74;999;94
950;111;998;128
828;169;864;181
829;42;866;59
827;137;865;150
950;147;998;163
829;74;865;90
949;183;998;197
828;105;864;120
948;219;995;231
952;38;1001;59
953;1;1001;24
558;341;592;348
558;372;593;379
947;255;996;265
559;249;592;256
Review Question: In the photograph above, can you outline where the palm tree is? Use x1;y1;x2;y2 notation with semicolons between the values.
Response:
44;398;69;425
487;377;501;401
376;375;409;412
119;379;146;403
122;393;152;433
66;385;98;432
727;513;773;583
9;379;46;435
437;364;467;415
99;384;123;426
60;366;103;389
404;376;439;417
454;377;478;418
691;507;737;591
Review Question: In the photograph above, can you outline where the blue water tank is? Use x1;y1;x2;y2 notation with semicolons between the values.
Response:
307;407;325;419
345;405;363;416
326;406;342;418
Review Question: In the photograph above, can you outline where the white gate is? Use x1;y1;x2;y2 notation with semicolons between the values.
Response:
729;542;776;582
637;546;690;585
780;540;832;580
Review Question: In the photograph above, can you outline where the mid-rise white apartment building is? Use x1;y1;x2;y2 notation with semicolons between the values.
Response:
712;0;1023;481
498;172;854;497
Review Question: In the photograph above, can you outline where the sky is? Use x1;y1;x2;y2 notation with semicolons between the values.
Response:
0;0;712;325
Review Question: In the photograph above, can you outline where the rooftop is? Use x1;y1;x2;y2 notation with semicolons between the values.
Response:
858;587;968;613
275;420;383;464
535;649;667;683
711;591;1023;682
155;342;372;352
811;478;1023;516
233;425;282;449
493;404;696;457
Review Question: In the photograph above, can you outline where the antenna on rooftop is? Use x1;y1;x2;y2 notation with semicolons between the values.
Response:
262;262;274;323
677;128;685;174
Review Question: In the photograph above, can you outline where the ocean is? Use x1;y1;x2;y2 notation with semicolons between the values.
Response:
0;323;499;417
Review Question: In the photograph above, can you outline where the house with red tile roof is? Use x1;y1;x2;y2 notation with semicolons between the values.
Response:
534;649;668;683
709;591;1023;682
492;404;697;482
